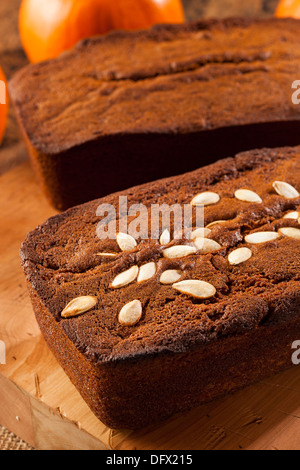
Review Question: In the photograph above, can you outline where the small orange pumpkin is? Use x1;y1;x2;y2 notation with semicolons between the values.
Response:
0;67;8;145
19;0;185;64
275;0;300;18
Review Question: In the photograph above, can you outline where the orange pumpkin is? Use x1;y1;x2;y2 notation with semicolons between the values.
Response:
0;67;8;145
19;0;185;63
275;0;300;18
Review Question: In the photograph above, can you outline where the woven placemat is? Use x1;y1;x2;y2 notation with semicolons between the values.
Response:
0;426;34;451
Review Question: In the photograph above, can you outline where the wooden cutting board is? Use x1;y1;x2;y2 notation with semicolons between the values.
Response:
0;161;300;450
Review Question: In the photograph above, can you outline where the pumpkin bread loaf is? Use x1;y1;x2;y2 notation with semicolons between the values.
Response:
21;146;300;429
9;17;300;210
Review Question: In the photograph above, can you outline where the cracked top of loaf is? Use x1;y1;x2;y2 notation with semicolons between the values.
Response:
9;17;300;155
21;147;300;363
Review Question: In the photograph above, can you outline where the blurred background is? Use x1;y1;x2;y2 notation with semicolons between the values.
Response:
0;0;278;177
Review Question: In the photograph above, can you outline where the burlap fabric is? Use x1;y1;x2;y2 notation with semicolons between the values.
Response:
0;426;34;451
